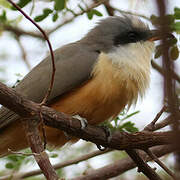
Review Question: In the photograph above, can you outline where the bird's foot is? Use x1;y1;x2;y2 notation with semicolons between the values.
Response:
96;125;112;151
72;115;88;129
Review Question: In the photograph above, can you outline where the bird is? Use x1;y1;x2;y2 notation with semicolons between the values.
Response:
0;15;158;157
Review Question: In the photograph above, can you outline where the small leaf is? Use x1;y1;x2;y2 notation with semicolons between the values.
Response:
44;8;53;15
174;7;180;19
150;15;159;25
170;46;179;60
165;14;175;24
172;22;180;33
91;9;103;17
34;8;53;22
0;10;7;22
51;153;58;158
154;45;163;59
34;15;46;22
87;10;93;20
0;0;11;8
52;12;58;22
121;111;140;121
119;121;139;133
54;0;66;11
5;162;14;169
7;155;19;162
12;0;31;10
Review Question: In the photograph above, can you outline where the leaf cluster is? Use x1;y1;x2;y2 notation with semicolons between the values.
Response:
101;110;139;133
151;7;180;61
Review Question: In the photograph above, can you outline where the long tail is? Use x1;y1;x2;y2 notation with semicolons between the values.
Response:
0;108;70;157
0;121;28;157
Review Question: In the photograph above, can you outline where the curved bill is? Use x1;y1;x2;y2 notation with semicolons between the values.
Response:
148;30;174;42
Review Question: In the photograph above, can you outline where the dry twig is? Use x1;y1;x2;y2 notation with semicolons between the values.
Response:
145;149;176;179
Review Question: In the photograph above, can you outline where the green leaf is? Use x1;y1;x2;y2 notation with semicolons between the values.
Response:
34;8;53;22
165;14;175;24
150;15;159;25
87;9;103;20
50;153;58;158
119;121;139;133
151;14;175;26
12;0;31;10
170;45;179;60
0;0;11;8
52;12;58;22
54;0;66;11
172;22;180;33
87;10;93;20
174;7;180;19
154;45;163;59
91;9;103;17
0;10;7;22
121;111;140;121
44;8;53;15
5;162;14;169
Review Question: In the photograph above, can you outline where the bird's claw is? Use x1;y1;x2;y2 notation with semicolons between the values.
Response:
72;115;88;129
96;125;112;151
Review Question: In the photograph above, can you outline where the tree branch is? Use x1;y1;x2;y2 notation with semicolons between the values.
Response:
2;24;44;39
151;60;180;84
24;118;59;180
0;82;174;151
125;149;162;180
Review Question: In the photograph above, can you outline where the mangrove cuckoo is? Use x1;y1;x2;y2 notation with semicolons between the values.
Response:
0;16;159;157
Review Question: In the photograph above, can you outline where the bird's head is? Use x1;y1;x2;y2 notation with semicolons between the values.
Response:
82;15;162;68
83;15;159;53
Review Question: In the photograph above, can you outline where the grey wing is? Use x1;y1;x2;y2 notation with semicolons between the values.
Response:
0;42;99;129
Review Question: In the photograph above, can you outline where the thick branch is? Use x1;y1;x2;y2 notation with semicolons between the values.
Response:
0;82;174;151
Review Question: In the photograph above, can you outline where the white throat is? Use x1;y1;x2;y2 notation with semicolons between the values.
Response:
107;41;155;73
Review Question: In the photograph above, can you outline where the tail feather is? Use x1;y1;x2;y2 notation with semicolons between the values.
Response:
0;107;24;157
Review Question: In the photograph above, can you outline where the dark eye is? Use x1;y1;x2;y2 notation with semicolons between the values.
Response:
128;32;137;41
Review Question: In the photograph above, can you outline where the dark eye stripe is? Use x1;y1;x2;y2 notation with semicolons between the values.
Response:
113;30;150;46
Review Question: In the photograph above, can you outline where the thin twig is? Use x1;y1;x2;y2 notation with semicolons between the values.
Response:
6;0;56;105
6;1;57;178
126;149;162;180
15;35;31;70
2;24;44;39
112;7;150;21
153;116;173;131
1;149;111;179
151;60;180;84
39;111;47;149
71;145;175;180
8;148;39;156
47;0;107;35
144;106;166;131
145;149;177;179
